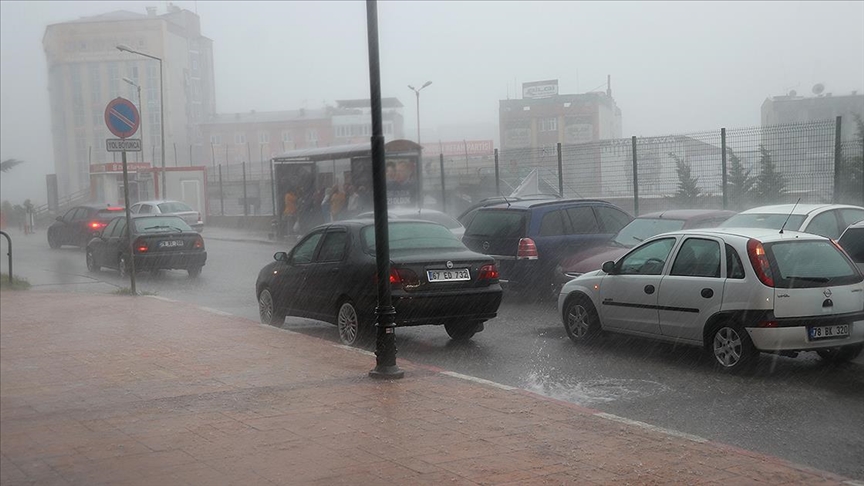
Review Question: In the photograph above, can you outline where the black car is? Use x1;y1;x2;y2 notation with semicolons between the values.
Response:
256;219;503;345
461;198;632;297
86;215;207;277
48;203;125;248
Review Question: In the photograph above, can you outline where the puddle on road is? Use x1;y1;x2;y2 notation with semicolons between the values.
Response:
521;371;671;406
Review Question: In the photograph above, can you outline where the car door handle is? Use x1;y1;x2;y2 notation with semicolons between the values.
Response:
644;285;655;295
701;288;714;299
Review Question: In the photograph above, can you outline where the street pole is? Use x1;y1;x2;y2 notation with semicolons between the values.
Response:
408;81;431;210
367;0;403;379
121;149;137;295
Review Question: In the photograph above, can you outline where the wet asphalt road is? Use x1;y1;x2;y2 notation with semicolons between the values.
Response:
3;230;863;480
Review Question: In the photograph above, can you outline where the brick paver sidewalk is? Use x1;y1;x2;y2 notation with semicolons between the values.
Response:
0;292;856;485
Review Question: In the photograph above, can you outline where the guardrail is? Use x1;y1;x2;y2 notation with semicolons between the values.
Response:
33;187;92;220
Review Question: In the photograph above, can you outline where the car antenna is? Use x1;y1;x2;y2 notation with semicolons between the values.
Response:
779;198;801;234
501;195;511;208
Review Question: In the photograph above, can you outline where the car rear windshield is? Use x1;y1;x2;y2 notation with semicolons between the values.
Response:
157;202;193;213
133;216;193;233
96;208;124;219
838;228;864;263
721;213;806;231
613;218;685;247
362;222;466;252
766;240;862;287
464;210;526;238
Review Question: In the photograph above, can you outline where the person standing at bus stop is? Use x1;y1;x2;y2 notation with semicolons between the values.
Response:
329;184;346;221
283;187;298;237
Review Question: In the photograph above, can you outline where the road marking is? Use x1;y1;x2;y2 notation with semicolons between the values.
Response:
440;371;516;391
148;296;177;303
199;306;233;317
594;412;708;443
333;345;375;357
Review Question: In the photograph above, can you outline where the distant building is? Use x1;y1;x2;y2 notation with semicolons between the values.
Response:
761;90;864;141
499;79;623;151
198;98;405;167
43;5;216;198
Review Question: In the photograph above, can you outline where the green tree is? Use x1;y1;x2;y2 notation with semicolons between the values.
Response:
834;114;864;205
0;158;24;173
725;150;756;210
754;145;786;203
669;153;704;207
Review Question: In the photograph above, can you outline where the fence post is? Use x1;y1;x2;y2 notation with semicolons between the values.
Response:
1;231;11;283
557;142;564;197
270;159;276;217
834;116;842;204
631;136;639;216
218;164;224;216
494;148;500;196
721;128;727;209
439;153;446;213
242;162;248;216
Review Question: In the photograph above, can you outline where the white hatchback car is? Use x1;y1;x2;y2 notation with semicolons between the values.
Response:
130;200;204;232
558;227;864;372
720;203;864;240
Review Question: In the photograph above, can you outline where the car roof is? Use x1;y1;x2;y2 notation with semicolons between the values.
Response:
78;202;123;209
133;200;185;205
844;220;864;230
667;227;828;243
735;204;864;216
478;198;613;210
637;209;737;220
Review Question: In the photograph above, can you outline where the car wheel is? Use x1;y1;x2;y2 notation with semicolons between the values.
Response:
187;266;202;278
444;321;483;341
710;323;758;372
258;288;285;326
337;300;369;346
563;295;600;344
118;255;131;278
816;344;863;363
48;231;60;249
86;249;100;272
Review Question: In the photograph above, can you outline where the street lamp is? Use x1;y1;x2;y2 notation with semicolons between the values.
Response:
122;77;144;164
407;81;432;147
117;44;165;199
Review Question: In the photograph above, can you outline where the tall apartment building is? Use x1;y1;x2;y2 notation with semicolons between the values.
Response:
43;5;216;198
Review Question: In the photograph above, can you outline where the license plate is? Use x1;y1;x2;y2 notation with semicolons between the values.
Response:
809;323;850;340
427;269;470;282
159;240;184;248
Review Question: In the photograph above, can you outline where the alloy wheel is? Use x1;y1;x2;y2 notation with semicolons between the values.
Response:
567;304;591;339
259;289;274;324
713;327;743;368
337;302;359;346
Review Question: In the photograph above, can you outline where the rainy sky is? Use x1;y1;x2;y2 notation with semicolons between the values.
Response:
2;1;863;204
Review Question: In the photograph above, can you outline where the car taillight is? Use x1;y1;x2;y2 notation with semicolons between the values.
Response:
517;238;538;259
193;237;204;249
89;221;106;230
134;238;148;253
390;268;419;287
478;263;499;283
747;239;774;287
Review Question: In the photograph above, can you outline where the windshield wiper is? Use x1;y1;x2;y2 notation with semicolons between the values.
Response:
788;276;830;282
143;225;182;233
632;236;644;242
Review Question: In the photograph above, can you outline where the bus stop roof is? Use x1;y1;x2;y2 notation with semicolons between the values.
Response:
272;139;422;163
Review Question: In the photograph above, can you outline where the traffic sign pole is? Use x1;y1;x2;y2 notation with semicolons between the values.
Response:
121;150;137;295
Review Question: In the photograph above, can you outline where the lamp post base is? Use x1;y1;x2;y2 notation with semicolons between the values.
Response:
368;365;405;379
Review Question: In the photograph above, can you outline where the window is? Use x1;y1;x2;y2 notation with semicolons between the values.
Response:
102;218;119;237
317;231;348;262
726;244;745;279
139;204;154;214
539;117;558;132
565;207;599;234
840;209;864;227
282;131;293;142
465;210;526;238
306;129;318;143
235;133;246;145
292;232;323;264
113;218;127;238
767;240;861;287
539;210;567;236
670;238;721;278
618;237;676;275
595;207;632;234
259;132;269;144
806;211;840;239
210;135;221;145
130;204;140;214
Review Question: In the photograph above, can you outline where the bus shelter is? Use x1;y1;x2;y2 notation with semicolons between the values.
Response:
270;139;422;235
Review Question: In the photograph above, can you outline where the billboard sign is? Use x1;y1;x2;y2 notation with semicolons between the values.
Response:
523;79;559;99
422;140;494;157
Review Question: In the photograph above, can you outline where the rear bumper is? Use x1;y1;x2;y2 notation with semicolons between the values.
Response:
133;251;207;271
747;319;864;351
393;286;503;326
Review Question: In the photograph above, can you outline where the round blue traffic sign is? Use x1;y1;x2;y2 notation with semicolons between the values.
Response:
104;98;140;138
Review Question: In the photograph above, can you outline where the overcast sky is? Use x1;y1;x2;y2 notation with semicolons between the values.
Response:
2;0;863;204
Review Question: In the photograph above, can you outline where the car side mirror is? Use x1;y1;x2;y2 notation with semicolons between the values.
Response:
94;231;103;239
602;261;617;274
274;251;289;263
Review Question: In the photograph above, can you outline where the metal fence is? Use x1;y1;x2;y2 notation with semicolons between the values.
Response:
206;117;864;218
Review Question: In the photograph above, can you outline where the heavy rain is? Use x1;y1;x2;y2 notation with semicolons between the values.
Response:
1;1;863;484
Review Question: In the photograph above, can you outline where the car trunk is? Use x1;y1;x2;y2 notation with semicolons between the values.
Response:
461;209;528;257
169;211;201;226
389;249;497;292
134;232;203;253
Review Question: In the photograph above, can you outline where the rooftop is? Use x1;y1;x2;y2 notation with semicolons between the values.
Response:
202;109;330;125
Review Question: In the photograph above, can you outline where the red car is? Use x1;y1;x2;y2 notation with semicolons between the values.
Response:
554;209;736;288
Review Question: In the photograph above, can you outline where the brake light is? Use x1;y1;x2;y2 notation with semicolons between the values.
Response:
193;237;204;249
517;238;538;259
390;268;419;287
89;221;107;230
478;263;499;283
134;238;148;253
747;239;774;287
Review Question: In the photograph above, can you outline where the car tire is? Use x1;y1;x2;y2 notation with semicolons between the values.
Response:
445;321;484;341
563;294;600;344
86;249;100;272
258;288;285;326
816;344;863;363
709;322;758;372
337;300;370;347
187;266;202;278
48;231;60;249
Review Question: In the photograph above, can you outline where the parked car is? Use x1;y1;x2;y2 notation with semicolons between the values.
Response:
460;198;633;296
720;204;864;240
555;209;737;288
559;227;864;372
130;200;204;232
356;208;465;238
457;194;560;228
838;220;864;273
86;215;207;277
256;219;503;345
47;203;125;248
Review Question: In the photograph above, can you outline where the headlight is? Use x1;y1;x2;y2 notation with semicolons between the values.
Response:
564;272;583;279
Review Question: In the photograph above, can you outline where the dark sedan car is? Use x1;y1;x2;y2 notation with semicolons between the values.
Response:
554;209;736;290
86;215;207;277
48;203;125;248
256;219;503;345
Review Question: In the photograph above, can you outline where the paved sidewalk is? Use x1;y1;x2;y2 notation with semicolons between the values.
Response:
1;291;858;486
